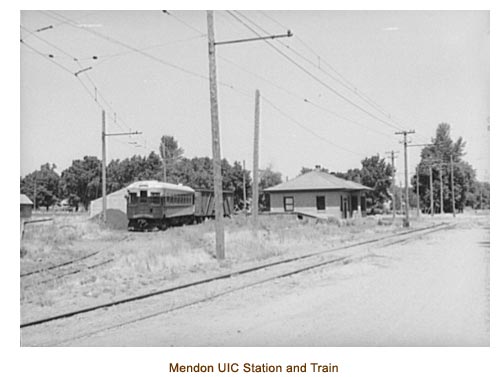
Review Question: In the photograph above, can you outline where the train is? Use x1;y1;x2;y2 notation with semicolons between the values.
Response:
126;180;234;231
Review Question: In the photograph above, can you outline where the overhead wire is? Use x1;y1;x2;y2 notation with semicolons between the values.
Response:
255;11;430;144
233;11;432;147
20;29;152;156
21;24;135;135
261;96;366;157
226;11;406;134
166;11;396;141
42;11;209;83
257;10;394;117
25;10;414;163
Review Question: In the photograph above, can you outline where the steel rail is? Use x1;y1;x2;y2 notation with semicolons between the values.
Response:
53;223;455;346
21;222;452;329
20;236;129;278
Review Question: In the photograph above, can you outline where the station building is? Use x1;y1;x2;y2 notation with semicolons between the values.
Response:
264;170;372;219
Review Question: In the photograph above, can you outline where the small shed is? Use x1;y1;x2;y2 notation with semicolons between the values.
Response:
89;187;129;218
20;194;33;218
264;170;372;219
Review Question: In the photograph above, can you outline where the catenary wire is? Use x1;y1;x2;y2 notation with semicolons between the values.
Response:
226;11;405;133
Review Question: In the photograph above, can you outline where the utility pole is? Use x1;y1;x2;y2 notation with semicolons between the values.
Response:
33;177;37;211
450;155;456;217
242;160;247;214
386;150;399;220
101;110;142;225
207;10;225;260
399;181;403;213
407;143;432;217
161;143;167;182
206;10;292;259
416;166;420;217
395;130;415;227
429;164;434;217
102;110;107;224
439;164;444;215
252;90;260;229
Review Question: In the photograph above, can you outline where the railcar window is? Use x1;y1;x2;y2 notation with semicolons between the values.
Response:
140;190;147;203
150;192;160;204
164;194;194;205
129;193;138;204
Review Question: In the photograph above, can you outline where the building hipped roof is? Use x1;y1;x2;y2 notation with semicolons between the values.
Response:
20;194;33;205
264;171;372;192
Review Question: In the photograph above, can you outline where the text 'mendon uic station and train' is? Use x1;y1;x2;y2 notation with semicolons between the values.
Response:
169;362;339;373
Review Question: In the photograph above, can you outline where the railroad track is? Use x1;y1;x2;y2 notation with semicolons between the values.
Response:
21;222;454;339
20;236;130;287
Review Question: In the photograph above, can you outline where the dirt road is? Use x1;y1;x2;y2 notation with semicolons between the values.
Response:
55;219;491;346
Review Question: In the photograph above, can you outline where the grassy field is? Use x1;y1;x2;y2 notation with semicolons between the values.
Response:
20;211;427;319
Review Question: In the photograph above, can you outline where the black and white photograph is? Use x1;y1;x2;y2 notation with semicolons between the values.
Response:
18;8;490;354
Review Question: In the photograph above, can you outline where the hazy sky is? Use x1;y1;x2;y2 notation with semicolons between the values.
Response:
20;10;490;183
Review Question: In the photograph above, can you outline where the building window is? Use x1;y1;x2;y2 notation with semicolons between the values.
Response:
316;196;326;211
283;196;294;212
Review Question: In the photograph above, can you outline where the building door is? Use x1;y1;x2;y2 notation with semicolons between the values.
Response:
351;195;358;216
316;196;326;211
341;196;349;219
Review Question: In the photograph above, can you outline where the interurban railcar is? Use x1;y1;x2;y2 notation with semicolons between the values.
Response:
126;180;233;231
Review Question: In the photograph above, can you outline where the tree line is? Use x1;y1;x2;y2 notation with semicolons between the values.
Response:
20;125;489;213
300;123;489;213
20;136;282;212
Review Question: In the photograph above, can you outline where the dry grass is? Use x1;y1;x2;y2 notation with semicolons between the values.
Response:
20;212;417;314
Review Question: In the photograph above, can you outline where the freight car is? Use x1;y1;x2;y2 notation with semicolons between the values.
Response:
126;180;233;231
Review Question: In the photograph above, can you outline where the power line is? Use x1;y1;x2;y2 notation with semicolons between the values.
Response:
22;23;143;135
226;11;405;134
236;11;406;125
261;96;365;157
163;13;396;141
258;11;395;114
20;40;75;76
243;11;431;145
163;11;207;37
43;11;209;82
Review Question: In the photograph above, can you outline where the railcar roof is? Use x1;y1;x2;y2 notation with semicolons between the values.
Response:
126;180;195;193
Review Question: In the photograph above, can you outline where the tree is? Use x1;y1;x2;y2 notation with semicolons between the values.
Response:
413;123;476;213
259;165;282;210
358;155;393;206
20;163;61;210
226;161;251;209
333;168;362;183
60;156;102;211
159;135;184;182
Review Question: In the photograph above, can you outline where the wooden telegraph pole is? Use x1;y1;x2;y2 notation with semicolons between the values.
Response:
161;143;167;182
242;160;247;214
252;90;260;228
206;11;292;259
395;130;415;227
101;110;141;225
386;150;399;220
429;164;434;216
207;10;225;260
450;155;456;217
439;164;444;214
101;110;107;223
416;166;420;217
